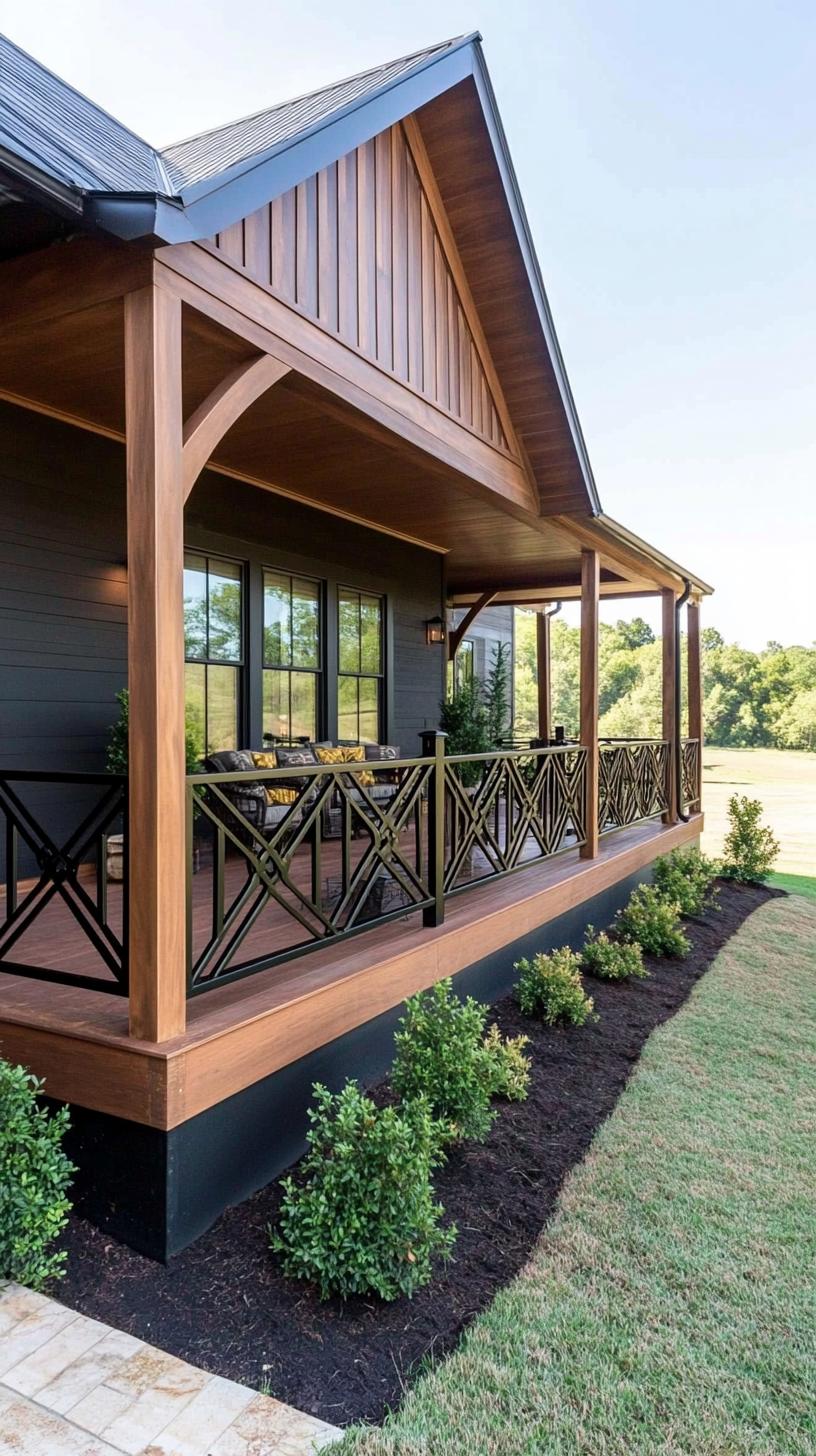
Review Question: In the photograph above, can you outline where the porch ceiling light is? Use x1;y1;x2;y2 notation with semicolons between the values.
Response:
425;615;446;646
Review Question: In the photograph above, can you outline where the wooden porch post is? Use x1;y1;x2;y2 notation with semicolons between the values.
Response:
124;283;187;1041
662;587;679;824
687;598;703;806
580;550;599;859
536;609;552;743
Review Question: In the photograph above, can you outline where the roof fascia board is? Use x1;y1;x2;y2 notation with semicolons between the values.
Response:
0;142;84;215
597;514;714;595
468;47;601;517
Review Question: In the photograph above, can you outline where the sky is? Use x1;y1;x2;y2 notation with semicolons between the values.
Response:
3;0;814;649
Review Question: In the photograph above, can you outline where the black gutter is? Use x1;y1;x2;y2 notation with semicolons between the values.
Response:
675;578;692;821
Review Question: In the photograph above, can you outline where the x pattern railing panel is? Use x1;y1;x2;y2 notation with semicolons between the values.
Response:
0;771;128;993
681;738;701;808
188;759;434;992
599;741;670;833
443;747;588;892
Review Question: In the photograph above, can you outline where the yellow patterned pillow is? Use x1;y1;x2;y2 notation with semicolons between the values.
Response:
264;787;298;806
314;747;346;765
250;751;299;806
315;745;375;787
251;751;278;769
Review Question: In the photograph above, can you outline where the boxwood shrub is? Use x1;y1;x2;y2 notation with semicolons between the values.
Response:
483;1024;531;1101
392;979;498;1142
615;883;690;958
653;847;720;917
0;1062;74;1289
580;926;647;981
721;794;780;883
514;947;596;1026
271;1081;454;1301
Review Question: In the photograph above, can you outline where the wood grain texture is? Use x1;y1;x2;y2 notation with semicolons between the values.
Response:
204;121;514;457
157;248;538;518
687;599;703;803
0;817;703;1128
123;284;187;1042
181;352;291;499
662;587;678;824
580;549;600;859
536;609;552;741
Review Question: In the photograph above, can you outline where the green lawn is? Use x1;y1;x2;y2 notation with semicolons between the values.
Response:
769;871;816;903
336;893;816;1455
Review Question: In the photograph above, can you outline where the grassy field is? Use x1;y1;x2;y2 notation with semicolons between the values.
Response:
337;892;816;1455
701;745;816;879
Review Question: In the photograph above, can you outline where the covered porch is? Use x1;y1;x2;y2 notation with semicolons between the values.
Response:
0;239;707;1043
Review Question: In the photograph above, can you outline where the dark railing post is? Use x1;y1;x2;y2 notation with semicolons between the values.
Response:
421;730;446;927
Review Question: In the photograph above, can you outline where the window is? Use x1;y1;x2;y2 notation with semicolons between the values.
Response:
184;552;243;756
338;588;383;743
263;569;321;742
447;638;474;697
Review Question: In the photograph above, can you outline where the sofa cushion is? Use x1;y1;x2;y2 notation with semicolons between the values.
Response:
248;750;301;806
364;744;400;761
207;749;256;775
315;744;375;787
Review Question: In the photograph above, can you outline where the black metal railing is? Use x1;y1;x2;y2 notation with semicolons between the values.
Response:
186;753;435;994
185;739;589;994
443;744;588;893
681;738;701;809
598;740;670;833
0;771;128;994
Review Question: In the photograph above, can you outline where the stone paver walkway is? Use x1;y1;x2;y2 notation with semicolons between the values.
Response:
0;1284;339;1456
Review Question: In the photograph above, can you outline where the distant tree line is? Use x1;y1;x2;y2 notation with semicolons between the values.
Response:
513;612;816;751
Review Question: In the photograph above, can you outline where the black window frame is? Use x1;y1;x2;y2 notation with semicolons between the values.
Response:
261;566;324;744
337;585;385;745
183;549;245;758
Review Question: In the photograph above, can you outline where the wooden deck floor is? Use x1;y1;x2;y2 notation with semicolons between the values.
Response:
0;815;703;1130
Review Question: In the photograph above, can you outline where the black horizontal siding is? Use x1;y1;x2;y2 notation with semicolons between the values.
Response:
0;402;445;878
0;403;128;778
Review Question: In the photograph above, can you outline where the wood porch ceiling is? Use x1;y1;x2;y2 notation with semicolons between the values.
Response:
0;284;639;594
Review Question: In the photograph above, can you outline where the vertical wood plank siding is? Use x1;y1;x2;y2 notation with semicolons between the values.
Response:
208;123;510;453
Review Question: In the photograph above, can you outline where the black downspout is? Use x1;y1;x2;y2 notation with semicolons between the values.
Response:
675;579;692;822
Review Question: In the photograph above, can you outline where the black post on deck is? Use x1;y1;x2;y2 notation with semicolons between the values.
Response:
421;730;447;927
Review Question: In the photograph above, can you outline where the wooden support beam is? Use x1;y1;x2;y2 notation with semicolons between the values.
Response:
580;550;600;859
448;591;496;660
536;610;552;742
662;587;679;824
687;598;703;805
124;284;187;1043
182;353;291;500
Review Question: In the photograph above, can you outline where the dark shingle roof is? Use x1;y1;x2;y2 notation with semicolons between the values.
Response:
0;32;167;193
162;37;471;192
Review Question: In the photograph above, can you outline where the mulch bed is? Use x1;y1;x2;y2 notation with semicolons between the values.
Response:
57;880;777;1427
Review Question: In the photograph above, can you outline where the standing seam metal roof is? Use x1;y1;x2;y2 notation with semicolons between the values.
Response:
161;37;470;191
0;32;164;192
0;30;470;197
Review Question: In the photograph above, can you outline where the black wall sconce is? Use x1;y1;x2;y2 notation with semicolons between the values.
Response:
425;615;446;646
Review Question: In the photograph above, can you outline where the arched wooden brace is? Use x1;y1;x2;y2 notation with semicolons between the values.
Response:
182;352;291;501
448;591;496;661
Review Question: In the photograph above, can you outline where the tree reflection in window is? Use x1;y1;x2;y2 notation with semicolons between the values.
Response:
263;570;321;742
184;553;243;755
338;588;383;744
